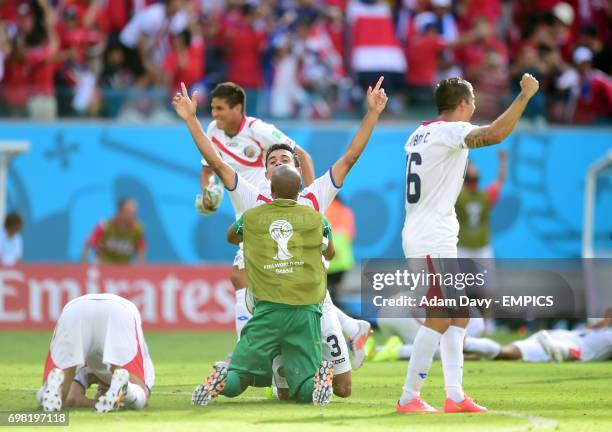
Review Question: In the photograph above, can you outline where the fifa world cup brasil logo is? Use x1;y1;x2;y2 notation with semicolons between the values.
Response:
269;220;294;260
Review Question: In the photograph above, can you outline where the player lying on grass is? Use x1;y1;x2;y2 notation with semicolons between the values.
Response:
173;78;388;398
397;73;539;414
37;294;155;413
464;323;612;363
369;304;485;362
192;165;335;406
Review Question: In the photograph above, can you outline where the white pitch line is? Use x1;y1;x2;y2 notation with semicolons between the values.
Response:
490;410;559;432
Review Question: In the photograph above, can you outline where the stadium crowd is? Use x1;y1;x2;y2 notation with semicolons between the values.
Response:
0;0;610;123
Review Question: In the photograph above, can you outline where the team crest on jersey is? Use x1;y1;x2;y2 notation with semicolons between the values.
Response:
243;145;257;158
269;220;293;260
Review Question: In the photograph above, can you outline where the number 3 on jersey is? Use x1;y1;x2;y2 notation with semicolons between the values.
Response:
406;152;422;203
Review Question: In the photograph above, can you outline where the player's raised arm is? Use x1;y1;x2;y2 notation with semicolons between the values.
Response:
331;76;388;185
465;74;539;149
172;82;237;190
295;145;315;186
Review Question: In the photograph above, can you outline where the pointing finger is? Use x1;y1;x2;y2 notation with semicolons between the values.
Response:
373;76;384;91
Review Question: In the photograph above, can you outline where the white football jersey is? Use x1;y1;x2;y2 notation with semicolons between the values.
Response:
228;169;341;216
202;116;296;216
52;293;155;390
573;329;612;361
402;120;478;256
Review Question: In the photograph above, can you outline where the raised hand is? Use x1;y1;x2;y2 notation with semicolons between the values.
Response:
520;73;539;98
172;82;198;120
366;76;388;115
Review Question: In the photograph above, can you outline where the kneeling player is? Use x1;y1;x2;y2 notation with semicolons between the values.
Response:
192;166;335;406
37;293;155;413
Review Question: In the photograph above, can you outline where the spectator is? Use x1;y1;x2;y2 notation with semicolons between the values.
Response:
55;4;104;116
119;0;188;85
347;0;406;102
163;18;206;94
549;2;576;62
82;198;146;264
509;44;546;120
1;21;29;116
429;0;461;81
577;25;612;76
200;10;227;89
404;13;489;106
0;211;23;266
469;49;509;121
98;0;152;36
456;0;501;31
557;46;612;124
430;0;458;43
294;14;348;119
455;17;508;77
98;42;136;117
270;35;310;118
0;21;8;81
325;197;356;305
222;2;266;115
18;0;59;120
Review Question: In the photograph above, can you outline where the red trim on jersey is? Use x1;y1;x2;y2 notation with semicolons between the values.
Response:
250;137;265;159
299;192;320;212
120;321;145;383
424;255;444;300
212;136;264;167
256;194;272;203
237;116;247;134
248;118;258;128
42;350;59;383
421;119;447;126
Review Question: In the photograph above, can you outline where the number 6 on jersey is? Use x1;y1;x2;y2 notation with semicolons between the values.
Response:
406;152;421;204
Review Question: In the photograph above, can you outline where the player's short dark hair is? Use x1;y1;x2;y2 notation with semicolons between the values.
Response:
265;144;301;168
117;197;133;211
210;82;246;113
435;77;474;114
4;212;22;229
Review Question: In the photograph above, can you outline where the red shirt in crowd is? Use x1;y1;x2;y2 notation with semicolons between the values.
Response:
0;0;19;22
455;37;508;72
405;33;446;86
573;71;612;123
224;22;265;89
457;0;501;30
26;44;57;96
163;36;205;93
57;24;104;65
1;57;29;107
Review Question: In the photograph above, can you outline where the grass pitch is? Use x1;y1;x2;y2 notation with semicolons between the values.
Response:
0;331;611;432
